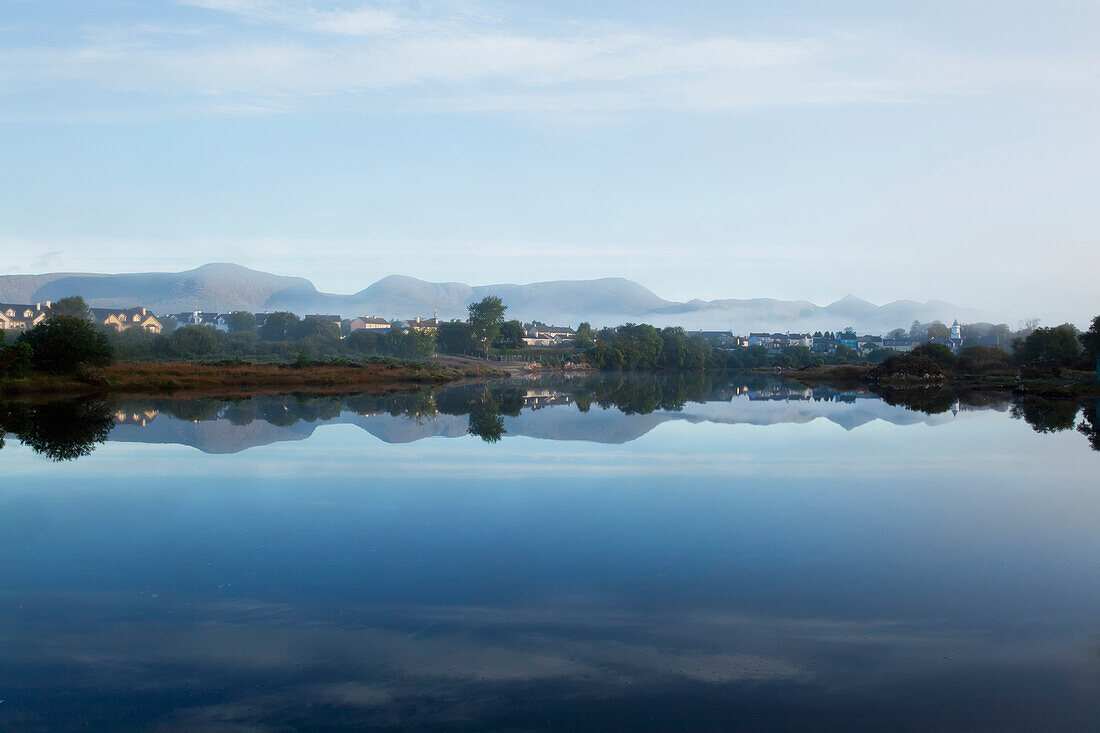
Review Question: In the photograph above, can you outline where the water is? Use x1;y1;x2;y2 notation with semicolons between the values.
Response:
0;374;1098;730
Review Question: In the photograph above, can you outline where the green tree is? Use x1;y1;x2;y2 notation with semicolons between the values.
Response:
169;326;220;358
295;317;341;342
436;322;477;354
49;295;91;318
911;342;958;369
224;311;258;333
1013;324;1080;367
260;312;300;341
18;316;114;374
925;322;950;340
0;342;33;378
496;320;527;350
575;322;594;348
467;296;507;357
1079;315;1100;361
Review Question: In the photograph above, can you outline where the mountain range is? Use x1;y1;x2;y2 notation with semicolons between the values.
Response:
0;263;988;332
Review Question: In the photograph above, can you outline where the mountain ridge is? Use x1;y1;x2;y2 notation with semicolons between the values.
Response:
0;263;988;332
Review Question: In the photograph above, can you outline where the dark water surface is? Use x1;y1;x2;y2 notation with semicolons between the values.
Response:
1;374;1098;730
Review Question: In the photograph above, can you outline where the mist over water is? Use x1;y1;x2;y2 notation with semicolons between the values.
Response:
0;374;1098;730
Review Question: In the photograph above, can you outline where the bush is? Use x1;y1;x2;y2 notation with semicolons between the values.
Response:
957;346;1013;374
18;316;114;374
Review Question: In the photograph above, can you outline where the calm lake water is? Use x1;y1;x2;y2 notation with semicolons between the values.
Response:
1;374;1098;731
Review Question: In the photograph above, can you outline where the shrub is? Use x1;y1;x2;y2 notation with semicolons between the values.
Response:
18;316;114;374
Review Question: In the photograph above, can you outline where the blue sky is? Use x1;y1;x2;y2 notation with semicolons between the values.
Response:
1;1;1097;324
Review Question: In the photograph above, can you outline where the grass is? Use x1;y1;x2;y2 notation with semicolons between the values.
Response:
0;359;499;398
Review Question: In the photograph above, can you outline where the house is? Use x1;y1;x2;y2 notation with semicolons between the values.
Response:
409;316;442;332
882;338;918;352
838;332;860;350
305;314;342;326
812;336;838;354
90;307;164;334
856;335;883;352
172;311;228;331
0;302;51;331
692;330;738;347
349;316;390;333
522;322;576;347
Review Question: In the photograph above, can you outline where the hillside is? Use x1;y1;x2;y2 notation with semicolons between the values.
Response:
0;264;987;332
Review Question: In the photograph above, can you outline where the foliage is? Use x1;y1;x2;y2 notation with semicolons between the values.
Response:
260;311;300;341
168;326;220;358
910;343;958;369
49;295;90;318
467;296;507;356
0;342;33;378
575;321;594;348
436;321;477;354
225;311;258;333
17;316;114;374
1079;315;1100;361
495;320;527;350
1012;324;1080;367
924;322;950;340
957;346;1013;374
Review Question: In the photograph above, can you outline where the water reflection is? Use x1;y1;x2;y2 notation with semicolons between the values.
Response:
1;376;1098;730
0;399;114;461
1;373;1097;460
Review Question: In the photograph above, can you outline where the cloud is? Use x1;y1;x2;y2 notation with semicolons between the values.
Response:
30;250;62;270
2;1;1093;120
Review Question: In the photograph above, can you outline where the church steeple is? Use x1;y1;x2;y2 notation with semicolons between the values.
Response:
950;318;962;341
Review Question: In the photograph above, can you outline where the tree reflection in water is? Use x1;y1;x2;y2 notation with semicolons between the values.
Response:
0;399;114;461
1;374;1097;458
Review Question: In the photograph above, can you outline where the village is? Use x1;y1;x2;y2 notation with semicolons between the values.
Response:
0;298;977;357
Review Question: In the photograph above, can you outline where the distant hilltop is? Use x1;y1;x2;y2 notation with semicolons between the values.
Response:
0;263;988;332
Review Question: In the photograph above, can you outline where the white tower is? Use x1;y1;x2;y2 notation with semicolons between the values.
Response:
950;318;962;341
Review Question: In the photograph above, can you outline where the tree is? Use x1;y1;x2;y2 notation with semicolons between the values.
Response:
887;328;907;339
467;296;507;356
911;342;958;369
169;326;220;358
260;312;300;341
496;320;527;350
436;322;477;354
575;322;594;348
1013;324;1080;367
1079;315;1100;361
224;311;257;333
18;316;113;374
0;342;33;378
50;295;90;318
925;322;950;340
295;317;341;342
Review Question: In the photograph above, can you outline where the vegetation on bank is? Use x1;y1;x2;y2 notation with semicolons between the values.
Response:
789;321;1100;398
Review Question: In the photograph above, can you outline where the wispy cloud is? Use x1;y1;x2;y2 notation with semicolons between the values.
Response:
2;1;1093;120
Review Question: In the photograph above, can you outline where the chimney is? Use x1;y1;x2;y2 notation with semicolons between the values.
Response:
35;302;40;311
45;300;51;309
142;307;146;316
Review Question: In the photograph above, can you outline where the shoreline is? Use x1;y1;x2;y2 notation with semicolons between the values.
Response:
0;360;507;399
786;364;1100;399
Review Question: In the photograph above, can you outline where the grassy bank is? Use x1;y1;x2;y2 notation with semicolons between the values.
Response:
0;359;503;398
791;364;1100;398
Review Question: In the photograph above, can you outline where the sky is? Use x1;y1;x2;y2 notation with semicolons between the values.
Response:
0;0;1097;325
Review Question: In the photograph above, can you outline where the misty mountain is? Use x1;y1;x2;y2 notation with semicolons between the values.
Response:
0;263;987;332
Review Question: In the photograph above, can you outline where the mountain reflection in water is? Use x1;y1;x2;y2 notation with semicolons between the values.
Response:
1;373;1099;731
1;373;1097;460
